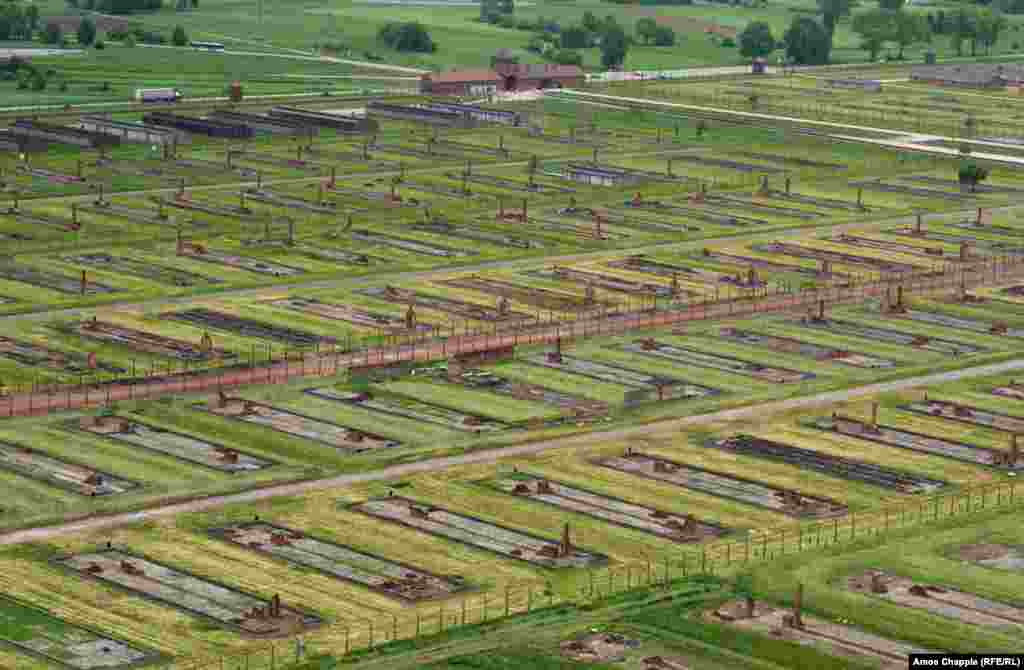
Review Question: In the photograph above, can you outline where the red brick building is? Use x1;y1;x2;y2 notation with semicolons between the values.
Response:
419;69;501;97
420;52;584;96
493;59;584;92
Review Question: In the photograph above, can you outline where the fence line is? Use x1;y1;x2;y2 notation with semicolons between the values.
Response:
3;254;1023;418
159;478;1021;670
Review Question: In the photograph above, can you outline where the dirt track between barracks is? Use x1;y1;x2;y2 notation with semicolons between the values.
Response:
1;357;1022;545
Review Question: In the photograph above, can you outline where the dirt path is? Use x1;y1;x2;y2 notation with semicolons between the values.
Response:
3;356;1022;546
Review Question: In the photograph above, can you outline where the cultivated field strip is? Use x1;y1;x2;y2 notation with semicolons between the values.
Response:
847;571;1024;628
0;264;115;295
0;441;137;496
76;415;272;472
754;241;920;273
621;340;814;383
351;496;605;568
902;399;1024;435
166;308;330;347
63;252;220;287
209;522;465;602
829;234;953;260
0;336;124;374
714;327;894;368
358;286;532;323
718;599;931;670
889;228;1024;255
0;594;159;670
492;475;728;542
204;398;403;451
438;276;607;313
792;318;984;356
526;267;676;297
522;354;719;402
268;297;433;332
306;387;508;432
814;415;1013;468
707;435;948;493
445;369;607;414
597;454;847;519
66;319;236;361
58;550;322;633
351;230;475;258
177;247;306;276
890;310;1024;338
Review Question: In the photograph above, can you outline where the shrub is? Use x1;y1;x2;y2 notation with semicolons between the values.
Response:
720;36;735;47
551;48;583;65
77;17;97;46
171;24;187;46
378;21;435;52
653;25;675;46
41;21;63;45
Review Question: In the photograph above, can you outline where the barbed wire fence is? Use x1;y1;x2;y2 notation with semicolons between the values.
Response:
3;252;1024;418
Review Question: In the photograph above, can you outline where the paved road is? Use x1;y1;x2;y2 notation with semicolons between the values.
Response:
3;356;1022;545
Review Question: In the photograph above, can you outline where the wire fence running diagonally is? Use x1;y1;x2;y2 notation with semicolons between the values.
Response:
160;479;1021;670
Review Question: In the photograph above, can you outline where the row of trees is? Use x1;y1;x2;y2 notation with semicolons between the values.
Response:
928;7;1008;56
39;20;185;46
635;17;677;46
527;12;631;69
756;0;1009;65
852;2;929;60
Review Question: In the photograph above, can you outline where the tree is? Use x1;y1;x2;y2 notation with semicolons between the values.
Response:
560;25;590;49
480;0;499;22
739;20;775;59
653;25;675;46
852;9;892;61
498;0;513;15
378;22;435;52
25;5;39;33
600;21;628;69
551;49;582;66
878;0;904;10
785;17;831;64
171;24;188;46
42;21;63;45
818;0;854;40
636;17;658;44
975;9;1007;54
958;162;989;192
582;10;599;32
0;3;30;40
892;10;929;58
951;8;977;56
77;17;97;46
